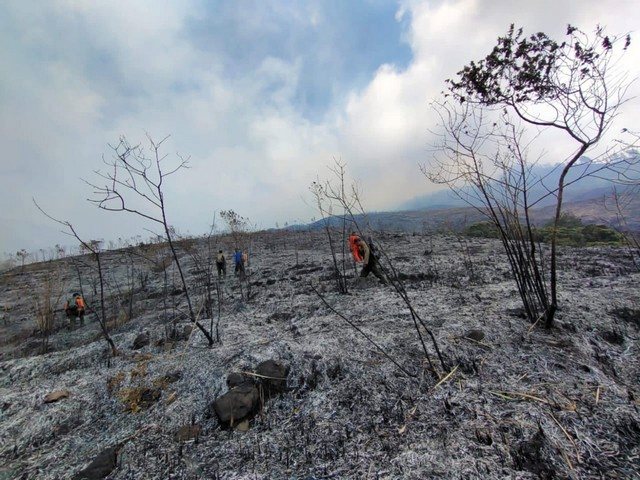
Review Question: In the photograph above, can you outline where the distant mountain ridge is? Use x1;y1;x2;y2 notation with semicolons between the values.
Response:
399;160;633;211
295;184;639;234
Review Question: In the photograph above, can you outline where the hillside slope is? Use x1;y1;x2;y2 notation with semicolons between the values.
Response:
0;231;638;479
302;187;640;233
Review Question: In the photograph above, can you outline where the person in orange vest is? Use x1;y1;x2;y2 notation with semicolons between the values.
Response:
348;232;363;263
356;237;387;283
64;293;86;324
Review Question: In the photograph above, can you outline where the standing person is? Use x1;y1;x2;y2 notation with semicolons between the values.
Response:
234;249;245;277
216;250;226;277
348;231;363;262
357;238;386;283
64;293;86;325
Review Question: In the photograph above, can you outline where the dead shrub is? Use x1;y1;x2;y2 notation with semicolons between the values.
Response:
32;267;65;352
150;255;173;273
118;386;160;413
130;361;148;379
107;372;126;394
152;372;180;390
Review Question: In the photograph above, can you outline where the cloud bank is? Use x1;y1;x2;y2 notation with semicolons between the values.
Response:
1;0;638;254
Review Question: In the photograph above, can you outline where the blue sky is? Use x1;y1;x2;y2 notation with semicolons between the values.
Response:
186;1;412;119
1;0;639;255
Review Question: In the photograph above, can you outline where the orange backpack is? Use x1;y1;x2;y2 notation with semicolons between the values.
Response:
75;296;85;309
349;235;363;262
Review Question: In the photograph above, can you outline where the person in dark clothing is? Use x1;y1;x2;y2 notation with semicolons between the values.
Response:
357;238;386;283
216;250;226;277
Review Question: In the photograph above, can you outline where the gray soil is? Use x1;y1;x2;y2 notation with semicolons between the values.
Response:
0;231;638;479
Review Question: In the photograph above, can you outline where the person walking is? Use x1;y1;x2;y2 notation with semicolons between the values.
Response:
64;293;86;326
216;250;226;277
233;249;245;277
356;238;386;283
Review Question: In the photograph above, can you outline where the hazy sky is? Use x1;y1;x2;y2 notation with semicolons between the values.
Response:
1;0;639;254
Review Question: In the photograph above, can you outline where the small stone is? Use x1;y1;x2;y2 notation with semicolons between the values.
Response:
181;324;193;340
132;332;150;350
464;329;485;342
153;372;181;388
235;420;250;432
44;390;70;403
174;424;201;442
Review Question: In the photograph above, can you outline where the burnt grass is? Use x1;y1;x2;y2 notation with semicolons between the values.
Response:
0;230;638;479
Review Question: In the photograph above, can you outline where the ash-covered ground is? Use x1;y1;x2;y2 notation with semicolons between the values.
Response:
0;230;638;479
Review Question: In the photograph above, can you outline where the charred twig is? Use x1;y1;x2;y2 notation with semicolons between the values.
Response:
310;284;416;378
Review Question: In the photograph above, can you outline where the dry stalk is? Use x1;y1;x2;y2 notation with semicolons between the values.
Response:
489;390;552;405
433;365;459;389
526;312;545;336
549;411;582;466
460;335;492;349
240;371;287;381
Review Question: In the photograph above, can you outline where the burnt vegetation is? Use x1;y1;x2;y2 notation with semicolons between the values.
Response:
1;227;639;479
0;24;638;480
429;25;639;328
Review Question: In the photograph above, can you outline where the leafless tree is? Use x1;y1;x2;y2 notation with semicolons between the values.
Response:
428;25;638;327
220;210;249;250
180;225;225;341
606;183;640;269
313;161;448;377
16;249;29;272
309;162;352;294
87;134;214;345
34;201;118;356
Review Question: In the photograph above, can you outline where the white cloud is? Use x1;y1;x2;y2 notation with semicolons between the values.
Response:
1;0;638;253
333;0;640;208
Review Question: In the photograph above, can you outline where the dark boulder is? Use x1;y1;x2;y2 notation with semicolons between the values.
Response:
464;329;485;342
227;372;253;389
256;360;289;395
74;445;119;479
212;384;259;427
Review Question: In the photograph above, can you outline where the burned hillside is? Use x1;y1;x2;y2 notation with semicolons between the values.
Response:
0;230;638;479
